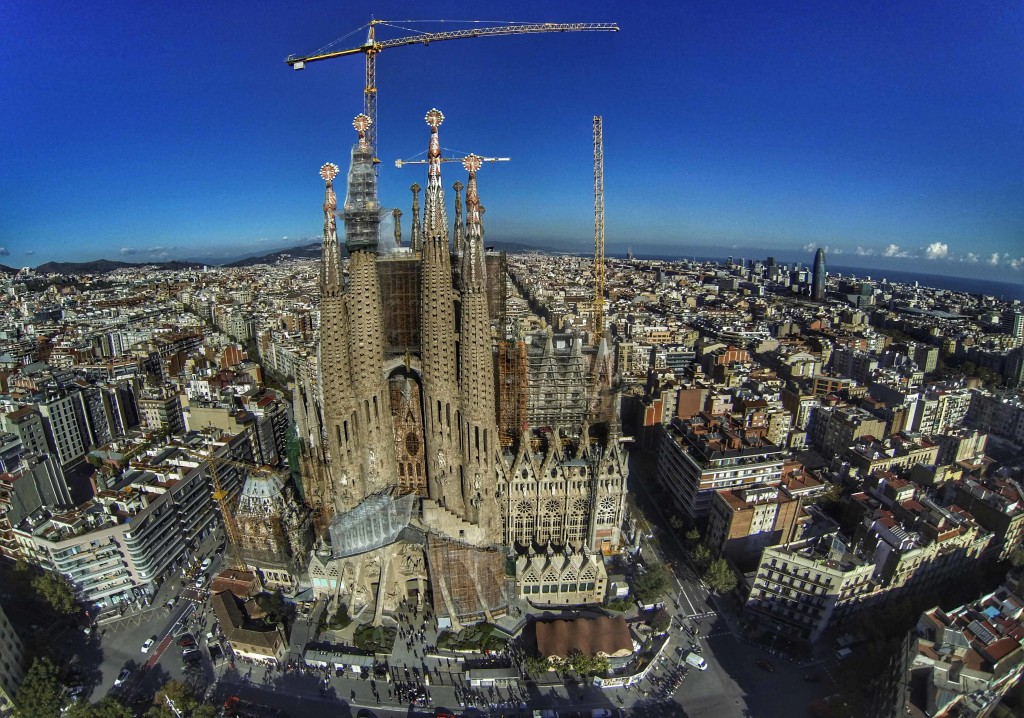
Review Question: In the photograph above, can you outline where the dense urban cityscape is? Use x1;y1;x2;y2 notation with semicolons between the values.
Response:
5;4;1024;718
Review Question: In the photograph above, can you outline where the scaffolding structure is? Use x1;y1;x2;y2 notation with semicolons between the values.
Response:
377;256;422;356
427;533;509;625
497;339;528;447
484;251;507;330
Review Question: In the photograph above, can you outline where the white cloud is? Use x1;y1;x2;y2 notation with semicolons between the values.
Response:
855;246;875;256
1011;257;1024;271
989;253;1002;265
120;247;138;255
0;247;8;256
883;244;911;258
924;242;948;260
802;242;816;252
963;252;978;263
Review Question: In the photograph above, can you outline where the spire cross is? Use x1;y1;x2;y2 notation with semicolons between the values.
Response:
425;108;444;179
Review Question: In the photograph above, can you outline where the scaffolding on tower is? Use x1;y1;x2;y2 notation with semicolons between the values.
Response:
592;116;606;343
497;339;528;448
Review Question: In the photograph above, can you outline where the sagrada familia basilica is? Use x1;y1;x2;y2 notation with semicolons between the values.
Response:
288;110;629;628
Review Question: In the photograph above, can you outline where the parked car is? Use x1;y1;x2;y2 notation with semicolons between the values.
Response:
165;597;176;611
200;557;212;572
195;574;207;589
176;633;196;648
684;651;708;671
114;667;131;687
141;637;156;653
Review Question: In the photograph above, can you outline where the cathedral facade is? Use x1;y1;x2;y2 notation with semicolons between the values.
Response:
294;111;627;628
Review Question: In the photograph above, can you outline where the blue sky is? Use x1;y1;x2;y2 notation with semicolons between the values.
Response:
1;1;1022;282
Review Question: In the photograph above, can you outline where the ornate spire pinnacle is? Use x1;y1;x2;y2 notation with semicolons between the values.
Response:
343;114;380;254
410;183;422;252
460;154;486;291
319;162;342;288
392;207;402;247
422;109;449;244
452;181;465;257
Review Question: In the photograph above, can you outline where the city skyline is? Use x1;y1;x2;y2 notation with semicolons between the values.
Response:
2;1;1022;283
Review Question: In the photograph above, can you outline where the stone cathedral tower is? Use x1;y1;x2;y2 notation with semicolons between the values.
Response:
296;110;628;627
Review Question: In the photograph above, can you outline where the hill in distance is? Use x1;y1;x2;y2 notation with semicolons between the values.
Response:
33;259;203;275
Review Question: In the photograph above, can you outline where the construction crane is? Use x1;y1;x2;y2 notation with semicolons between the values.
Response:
593;115;606;343
395;155;510;169
202;452;288;569
286;20;618;165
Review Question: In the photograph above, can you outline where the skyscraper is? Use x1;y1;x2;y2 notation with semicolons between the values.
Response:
812;247;826;301
295;111;627;629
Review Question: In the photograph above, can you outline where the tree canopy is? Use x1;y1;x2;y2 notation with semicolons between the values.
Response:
15;657;65;718
31;571;77;615
146;680;215;718
703;557;738;594
632;563;671;604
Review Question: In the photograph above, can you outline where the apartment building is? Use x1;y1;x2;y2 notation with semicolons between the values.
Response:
0;605;23;718
952;476;1024;560
746;505;992;644
846;433;941;476
657;415;785;518
880;584;1024;718
12;434;249;608
706;483;808;565
810;405;887;459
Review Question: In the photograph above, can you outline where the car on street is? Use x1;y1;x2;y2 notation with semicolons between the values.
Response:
141;637;156;653
182;648;201;663
113;667;131;687
684;650;708;671
194;574;207;588
755;658;775;672
176;633;196;648
591;710;615;718
200;557;212;571
165;597;176;611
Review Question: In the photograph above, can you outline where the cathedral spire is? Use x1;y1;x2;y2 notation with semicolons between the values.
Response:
452;181;465;258
410;183;422;252
392;207;402;248
343;114;380;254
319;162;342;289
422;109;449;245
460;155;487;292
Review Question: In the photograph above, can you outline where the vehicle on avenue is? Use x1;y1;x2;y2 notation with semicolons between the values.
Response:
176;633;196;648
195;574;207;588
200;557;212;571
113;667;131;687
683;650;708;671
141;637;156;653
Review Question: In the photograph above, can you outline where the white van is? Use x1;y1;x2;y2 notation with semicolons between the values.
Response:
835;647;853;661
684;651;708;671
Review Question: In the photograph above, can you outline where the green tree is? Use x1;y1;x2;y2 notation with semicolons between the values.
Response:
15;656;65;718
566;650;610;677
691;543;713;570
684;527;701;547
66;698;134;718
703;557;738;594
255;590;288;625
648;608;671;633
146;680;215;718
524;655;551;674
632;563;671;605
31;571;77;615
669;514;685;531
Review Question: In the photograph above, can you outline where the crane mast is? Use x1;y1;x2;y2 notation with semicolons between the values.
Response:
593;115;606;343
287;20;619;166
